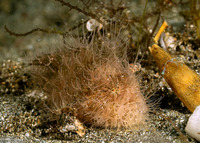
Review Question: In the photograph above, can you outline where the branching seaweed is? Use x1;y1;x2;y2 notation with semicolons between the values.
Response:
4;25;65;36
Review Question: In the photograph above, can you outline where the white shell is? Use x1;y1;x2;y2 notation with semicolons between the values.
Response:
86;19;102;31
185;105;200;141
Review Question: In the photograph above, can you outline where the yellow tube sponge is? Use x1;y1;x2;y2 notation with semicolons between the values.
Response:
149;44;200;112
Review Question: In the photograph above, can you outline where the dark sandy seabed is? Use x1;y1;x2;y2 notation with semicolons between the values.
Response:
0;0;200;142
